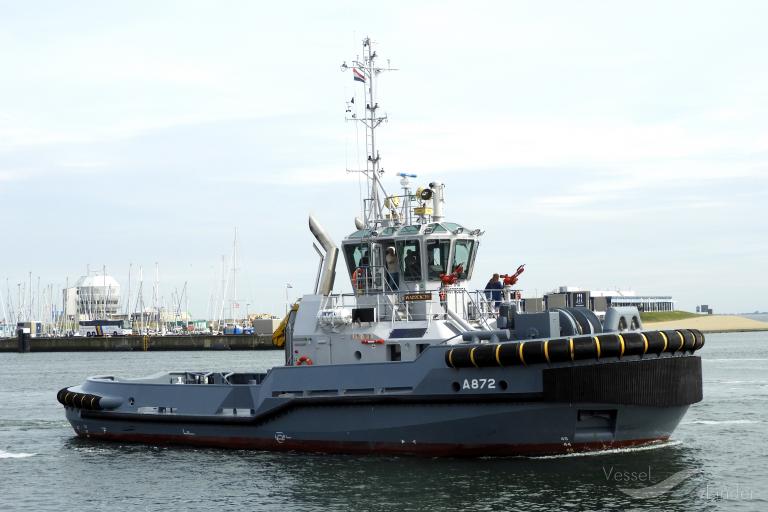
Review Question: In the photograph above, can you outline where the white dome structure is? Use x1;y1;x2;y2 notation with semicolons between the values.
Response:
75;274;121;320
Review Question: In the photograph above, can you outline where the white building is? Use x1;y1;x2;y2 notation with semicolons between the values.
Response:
63;274;121;321
544;286;674;314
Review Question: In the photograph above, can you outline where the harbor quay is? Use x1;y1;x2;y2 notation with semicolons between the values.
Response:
0;333;276;353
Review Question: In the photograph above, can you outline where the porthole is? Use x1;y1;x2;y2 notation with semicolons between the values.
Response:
354;350;362;360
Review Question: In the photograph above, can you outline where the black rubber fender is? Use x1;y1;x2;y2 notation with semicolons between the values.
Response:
446;347;472;368
679;329;696;352
444;329;705;368
662;330;685;353
545;338;572;363
572;336;598;360
644;331;666;354
521;341;547;365
56;388;104;411
471;344;500;367
691;329;705;351
621;332;646;356
596;334;622;358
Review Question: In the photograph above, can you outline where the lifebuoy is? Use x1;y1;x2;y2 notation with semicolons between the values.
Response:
351;268;362;289
296;355;313;366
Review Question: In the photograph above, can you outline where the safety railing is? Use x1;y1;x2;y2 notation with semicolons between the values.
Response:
319;284;523;329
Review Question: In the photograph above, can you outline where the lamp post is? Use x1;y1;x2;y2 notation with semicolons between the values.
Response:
285;283;292;315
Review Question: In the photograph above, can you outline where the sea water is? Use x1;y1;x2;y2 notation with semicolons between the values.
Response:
1;333;766;511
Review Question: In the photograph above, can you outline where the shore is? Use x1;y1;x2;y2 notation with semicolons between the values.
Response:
644;314;768;333
0;333;278;352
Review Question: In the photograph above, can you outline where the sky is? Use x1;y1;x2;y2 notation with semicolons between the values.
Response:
1;0;766;319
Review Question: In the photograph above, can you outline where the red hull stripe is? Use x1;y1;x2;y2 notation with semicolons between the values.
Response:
76;431;669;457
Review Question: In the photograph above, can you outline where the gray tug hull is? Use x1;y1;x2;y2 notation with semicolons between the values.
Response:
60;344;702;456
65;402;688;456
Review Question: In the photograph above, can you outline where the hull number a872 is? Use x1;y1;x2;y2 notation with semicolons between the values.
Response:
462;378;496;390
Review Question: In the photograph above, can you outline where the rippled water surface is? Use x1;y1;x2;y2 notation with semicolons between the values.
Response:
1;333;767;511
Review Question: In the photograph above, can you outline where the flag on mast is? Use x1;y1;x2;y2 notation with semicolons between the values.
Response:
353;68;366;83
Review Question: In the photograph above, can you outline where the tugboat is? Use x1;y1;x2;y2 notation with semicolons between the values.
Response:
58;38;703;456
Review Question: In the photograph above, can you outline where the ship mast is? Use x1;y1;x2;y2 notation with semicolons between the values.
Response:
342;36;396;229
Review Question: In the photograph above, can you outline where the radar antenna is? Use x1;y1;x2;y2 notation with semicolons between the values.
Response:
341;36;396;229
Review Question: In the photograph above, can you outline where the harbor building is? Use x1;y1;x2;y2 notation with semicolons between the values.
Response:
542;286;674;315
62;273;121;322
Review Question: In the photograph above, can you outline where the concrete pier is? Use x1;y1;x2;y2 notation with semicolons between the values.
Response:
0;334;277;352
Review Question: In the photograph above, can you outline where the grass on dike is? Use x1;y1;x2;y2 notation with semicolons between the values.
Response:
640;311;698;322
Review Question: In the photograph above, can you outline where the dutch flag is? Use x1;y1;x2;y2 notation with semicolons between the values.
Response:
353;68;366;83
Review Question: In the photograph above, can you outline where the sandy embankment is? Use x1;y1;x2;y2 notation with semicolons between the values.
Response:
644;315;768;333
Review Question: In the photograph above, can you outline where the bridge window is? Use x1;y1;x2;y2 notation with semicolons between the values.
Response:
398;225;421;235
452;239;475;279
396;240;422;282
426;239;451;280
343;243;371;275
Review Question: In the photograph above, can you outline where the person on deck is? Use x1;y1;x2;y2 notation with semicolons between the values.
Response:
385;247;399;291
485;273;503;311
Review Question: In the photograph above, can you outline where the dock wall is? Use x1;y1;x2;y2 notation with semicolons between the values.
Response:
0;334;277;353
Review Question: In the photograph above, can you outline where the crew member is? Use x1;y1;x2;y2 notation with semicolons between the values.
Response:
485;273;503;311
385;247;399;291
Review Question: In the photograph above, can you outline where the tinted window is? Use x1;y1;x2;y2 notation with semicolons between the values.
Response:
398;225;421;235
396;240;422;281
452;239;474;279
343;243;371;275
426;239;451;279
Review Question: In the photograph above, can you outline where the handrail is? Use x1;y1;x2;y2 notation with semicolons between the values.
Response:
320;285;523;327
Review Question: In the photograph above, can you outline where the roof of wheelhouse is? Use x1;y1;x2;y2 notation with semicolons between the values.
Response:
345;222;481;241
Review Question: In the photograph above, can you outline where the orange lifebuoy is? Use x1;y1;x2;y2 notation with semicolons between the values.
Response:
296;355;313;366
351;268;362;289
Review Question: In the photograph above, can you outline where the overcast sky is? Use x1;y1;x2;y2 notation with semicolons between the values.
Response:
1;0;766;318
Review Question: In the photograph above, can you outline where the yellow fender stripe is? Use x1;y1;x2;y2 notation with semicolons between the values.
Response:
675;330;685;352
448;349;455;368
641;333;649;354
518;342;527;366
618;334;625;357
90;396;98;409
469;347;479;368
495;344;503;367
569;338;575;361
544;340;551;364
660;331;668;352
594;336;601;359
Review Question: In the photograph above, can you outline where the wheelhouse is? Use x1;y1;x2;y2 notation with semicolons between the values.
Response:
341;222;480;293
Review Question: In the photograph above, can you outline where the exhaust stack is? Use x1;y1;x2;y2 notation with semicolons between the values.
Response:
429;182;445;222
309;214;338;295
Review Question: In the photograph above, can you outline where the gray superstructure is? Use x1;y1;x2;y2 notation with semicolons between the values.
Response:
58;37;703;456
